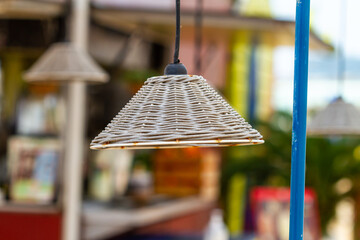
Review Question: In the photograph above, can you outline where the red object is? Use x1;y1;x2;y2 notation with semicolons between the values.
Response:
250;187;320;240
0;212;62;240
251;187;316;203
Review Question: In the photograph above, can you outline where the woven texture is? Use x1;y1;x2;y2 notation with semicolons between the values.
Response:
24;42;108;83
308;97;360;136
91;75;263;149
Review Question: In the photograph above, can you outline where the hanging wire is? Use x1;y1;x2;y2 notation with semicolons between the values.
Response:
337;0;347;97
165;0;187;74
60;1;71;42
173;0;181;64
194;0;203;74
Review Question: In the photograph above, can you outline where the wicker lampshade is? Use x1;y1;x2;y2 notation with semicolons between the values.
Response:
307;97;360;136
24;42;108;83
91;75;264;149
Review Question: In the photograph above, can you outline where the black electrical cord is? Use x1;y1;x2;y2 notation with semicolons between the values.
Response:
194;0;203;74
173;0;181;64
164;0;187;75
61;1;71;42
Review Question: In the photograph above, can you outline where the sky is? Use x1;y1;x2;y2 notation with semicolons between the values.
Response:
270;0;360;111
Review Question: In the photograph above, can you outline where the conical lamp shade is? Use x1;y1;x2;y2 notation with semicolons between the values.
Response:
308;97;360;136
24;42;108;83
91;75;264;149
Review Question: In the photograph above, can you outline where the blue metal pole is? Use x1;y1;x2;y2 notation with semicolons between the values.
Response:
289;0;310;239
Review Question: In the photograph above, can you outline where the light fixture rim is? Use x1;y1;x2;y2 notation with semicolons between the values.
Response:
90;139;264;150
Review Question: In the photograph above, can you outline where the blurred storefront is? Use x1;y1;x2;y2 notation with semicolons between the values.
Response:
0;0;331;240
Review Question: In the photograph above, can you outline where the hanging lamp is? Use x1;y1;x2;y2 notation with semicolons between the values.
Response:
307;0;360;137
90;0;263;150
307;97;360;136
24;42;108;83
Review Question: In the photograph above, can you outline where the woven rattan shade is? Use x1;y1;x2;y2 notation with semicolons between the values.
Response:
24;42;108;83
91;75;263;149
308;97;360;136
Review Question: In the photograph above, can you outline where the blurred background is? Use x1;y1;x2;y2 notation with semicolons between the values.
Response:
0;0;359;240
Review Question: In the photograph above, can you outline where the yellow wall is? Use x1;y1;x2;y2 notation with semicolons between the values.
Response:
238;0;272;17
2;52;25;118
227;31;274;122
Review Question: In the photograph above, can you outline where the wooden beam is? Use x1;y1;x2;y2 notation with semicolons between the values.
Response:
0;0;64;19
91;7;333;51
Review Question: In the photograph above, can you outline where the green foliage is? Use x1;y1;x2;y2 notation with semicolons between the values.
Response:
221;111;360;233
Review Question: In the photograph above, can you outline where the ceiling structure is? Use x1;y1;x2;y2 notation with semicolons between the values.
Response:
0;0;332;51
91;7;333;50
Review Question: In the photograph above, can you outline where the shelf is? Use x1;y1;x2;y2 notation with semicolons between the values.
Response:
83;197;214;240
0;202;61;214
